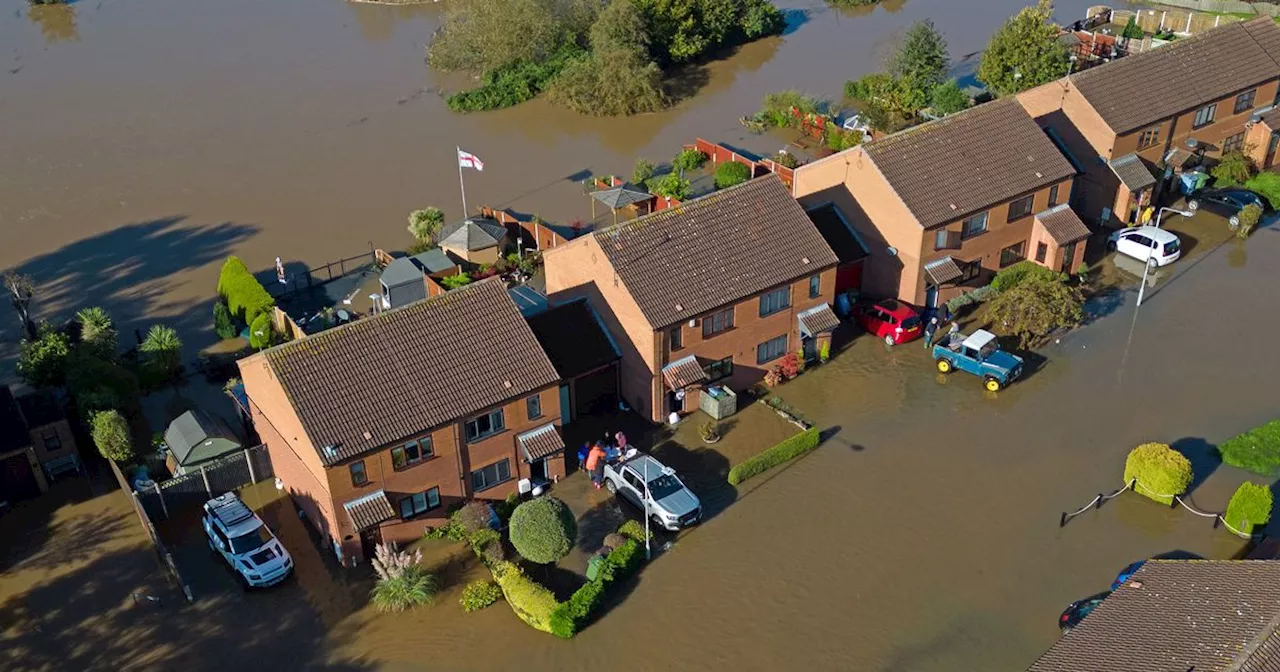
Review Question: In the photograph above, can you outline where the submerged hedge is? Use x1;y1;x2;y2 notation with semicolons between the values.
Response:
727;427;821;486
216;256;275;327
447;45;585;113
1123;442;1193;505
1219;419;1280;477
1224;482;1273;535
491;561;560;634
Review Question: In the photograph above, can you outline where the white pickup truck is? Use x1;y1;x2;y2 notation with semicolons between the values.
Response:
602;452;701;532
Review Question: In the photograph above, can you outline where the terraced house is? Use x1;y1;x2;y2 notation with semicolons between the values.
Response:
543;176;840;422
792;98;1084;309
238;279;565;565
1017;17;1280;225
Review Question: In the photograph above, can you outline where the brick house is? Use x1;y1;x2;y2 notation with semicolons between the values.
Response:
238;278;564;565
792;98;1084;309
1017;17;1280;226
543;176;840;423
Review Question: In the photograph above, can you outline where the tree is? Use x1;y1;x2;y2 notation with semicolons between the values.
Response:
407;207;445;245
76;306;117;358
213;301;237;340
428;0;577;74
649;172;691;199
17;324;70;389
509;497;577;564
91;409;134;463
633;158;656;184
140;324;182;382
931;79;970;116
248;313;274;349
1211;150;1256;187
890;20;949;113
978;0;1070;97
67;351;140;418
714;161;752;189
548;0;668;116
986;272;1082;347
1121;15;1144;40
1225;482;1273;535
1123;442;1192;505
3;271;37;342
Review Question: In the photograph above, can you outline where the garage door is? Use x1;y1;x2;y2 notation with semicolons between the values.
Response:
0;452;41;503
573;365;618;419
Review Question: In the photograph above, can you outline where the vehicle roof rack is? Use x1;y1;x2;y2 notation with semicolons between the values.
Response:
208;492;255;527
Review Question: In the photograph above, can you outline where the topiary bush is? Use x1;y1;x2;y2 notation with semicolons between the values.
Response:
491;561;561;634
460;580;503;612
1224;482;1273;535
217;256;276;326
1123;442;1193;505
727;427;821;485
714;161;752;189
213;301;236;340
509;497;577;564
248;313;274;349
1219;420;1280;476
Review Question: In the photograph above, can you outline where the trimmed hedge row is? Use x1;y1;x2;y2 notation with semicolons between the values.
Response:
491;560;561;634
727;427;821;486
1219;419;1280;477
217;256;275;326
549;537;643;638
1225;482;1273;535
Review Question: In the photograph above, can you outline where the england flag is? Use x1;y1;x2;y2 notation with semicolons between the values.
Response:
457;148;485;171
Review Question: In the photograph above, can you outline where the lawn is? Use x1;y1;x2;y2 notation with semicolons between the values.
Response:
1218;419;1280;476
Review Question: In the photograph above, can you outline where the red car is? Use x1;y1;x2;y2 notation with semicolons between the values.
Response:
854;299;923;346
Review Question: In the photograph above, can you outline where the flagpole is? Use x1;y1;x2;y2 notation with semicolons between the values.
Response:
457;146;468;219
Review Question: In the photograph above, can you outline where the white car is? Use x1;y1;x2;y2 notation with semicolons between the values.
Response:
1108;226;1181;268
202;492;293;588
602;453;701;532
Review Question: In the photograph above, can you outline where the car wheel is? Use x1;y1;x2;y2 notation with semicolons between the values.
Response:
1229;215;1240;230
604;479;617;494
1147;256;1158;270
1187;199;1199;212
984;377;1002;392
883;334;896;346
936;359;952;373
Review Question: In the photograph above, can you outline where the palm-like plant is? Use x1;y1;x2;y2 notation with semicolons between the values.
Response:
407;207;445;244
76;306;117;357
370;542;438;612
140;324;182;382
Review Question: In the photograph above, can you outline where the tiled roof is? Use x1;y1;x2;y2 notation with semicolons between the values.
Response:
1029;560;1280;672
1034;205;1092;245
343;490;397;532
863;98;1076;229
527;299;619;380
594;176;838;329
517;424;565;462
923;257;964;285
1257;106;1280;129
797;303;841;336
806;203;869;265
1109;153;1157;192
264;278;559;466
662;355;708;390
1071;18;1280;133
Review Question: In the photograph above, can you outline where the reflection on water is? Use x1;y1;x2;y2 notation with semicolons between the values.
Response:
835;0;911;19
345;0;440;43
27;4;77;43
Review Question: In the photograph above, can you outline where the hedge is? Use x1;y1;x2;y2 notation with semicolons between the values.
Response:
491;561;561;635
714;161;752;189
1224;482;1273;535
727;427;821;486
1123;442;1193;505
548;537;644;638
991;260;1065;294
1218;420;1280;477
217;256;275;326
509;497;577;564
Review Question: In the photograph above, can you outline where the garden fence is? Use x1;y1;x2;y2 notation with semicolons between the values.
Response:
136;444;274;521
108;459;194;602
1059;478;1257;538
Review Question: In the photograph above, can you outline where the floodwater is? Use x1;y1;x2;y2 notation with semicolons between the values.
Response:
0;0;1113;360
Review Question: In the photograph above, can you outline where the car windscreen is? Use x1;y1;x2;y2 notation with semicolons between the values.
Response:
229;525;273;554
1163;239;1180;255
647;474;683;500
901;316;921;330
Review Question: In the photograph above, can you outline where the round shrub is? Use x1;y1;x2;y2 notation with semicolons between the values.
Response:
1123;442;1193;505
460;580;503;613
509;497;577;564
482;540;507;566
453;501;494;537
602;533;628;551
714;161;752;189
1225;482;1273;535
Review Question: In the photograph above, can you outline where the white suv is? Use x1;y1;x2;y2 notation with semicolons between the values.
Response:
602;453;701;531
202;492;293;588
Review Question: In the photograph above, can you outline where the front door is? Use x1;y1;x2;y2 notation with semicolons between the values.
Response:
802;336;817;361
359;528;381;561
530;458;548;484
925;285;940;310
1060;242;1078;273
1267;132;1280;168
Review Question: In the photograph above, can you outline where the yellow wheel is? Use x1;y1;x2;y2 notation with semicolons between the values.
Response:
984;378;1001;392
936;359;951;373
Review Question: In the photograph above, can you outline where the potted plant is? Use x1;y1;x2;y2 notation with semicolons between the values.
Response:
699;420;721;444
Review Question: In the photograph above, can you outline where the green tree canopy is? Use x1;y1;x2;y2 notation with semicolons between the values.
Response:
978;0;1070;96
248;313;274;349
509;497;577;564
1121;15;1144;40
91;409;134;463
76;306;117;358
547;0;668;116
986;271;1083;347
140;324;182;382
890;19;950;113
17;324;70;389
931;79;970;116
428;0;583;74
408;207;445;243
1211;150;1256;187
714;161;752;189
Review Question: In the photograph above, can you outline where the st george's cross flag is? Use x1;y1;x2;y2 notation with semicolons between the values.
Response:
457;148;485;171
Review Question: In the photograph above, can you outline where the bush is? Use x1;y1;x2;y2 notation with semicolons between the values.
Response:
1237;203;1263;238
632;158;656;185
460;580;503;612
604;537;642;579
771;151;800;169
1123;442;1193;505
370;543;438;612
1224;482;1273;535
217;256;275;326
446;45;586;113
509;497;577;564
727;427;821;485
649;172;690;200
494;492;521;524
468;528;501;557
440;273;473;290
213;301;237;339
1219;420;1280;476
673;148;708;172
407;207;445;243
17;325;71;389
482;540;507;565
1245;172;1280;210
1211;150;1256;187
987;272;1083;347
991;260;1064;293
491;560;562;635
617;519;649;543
248;313;274;350
91;409;134;463
714;161;752;189
602;532;628;551
699;420;720;442
945;284;997;313
453;501;495;536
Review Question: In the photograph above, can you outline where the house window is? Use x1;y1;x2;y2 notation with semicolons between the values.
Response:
1235;89;1257;114
1193;103;1216;128
1035;242;1048;263
465;409;506;442
705;356;733;382
1137;126;1161;150
934;229;948;250
1223;132;1245;154
526;394;542;420
1007;196;1034;222
42;430;61;451
756;335;788;365
1048;184;1060;207
391;438;434;470
1000;242;1027;268
399;487;440;519
961;212;988;239
349;460;368;487
669;325;683;351
960;259;982;283
808;275;821;299
759;286;791;317
702;308;734;337
472;459;511;492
